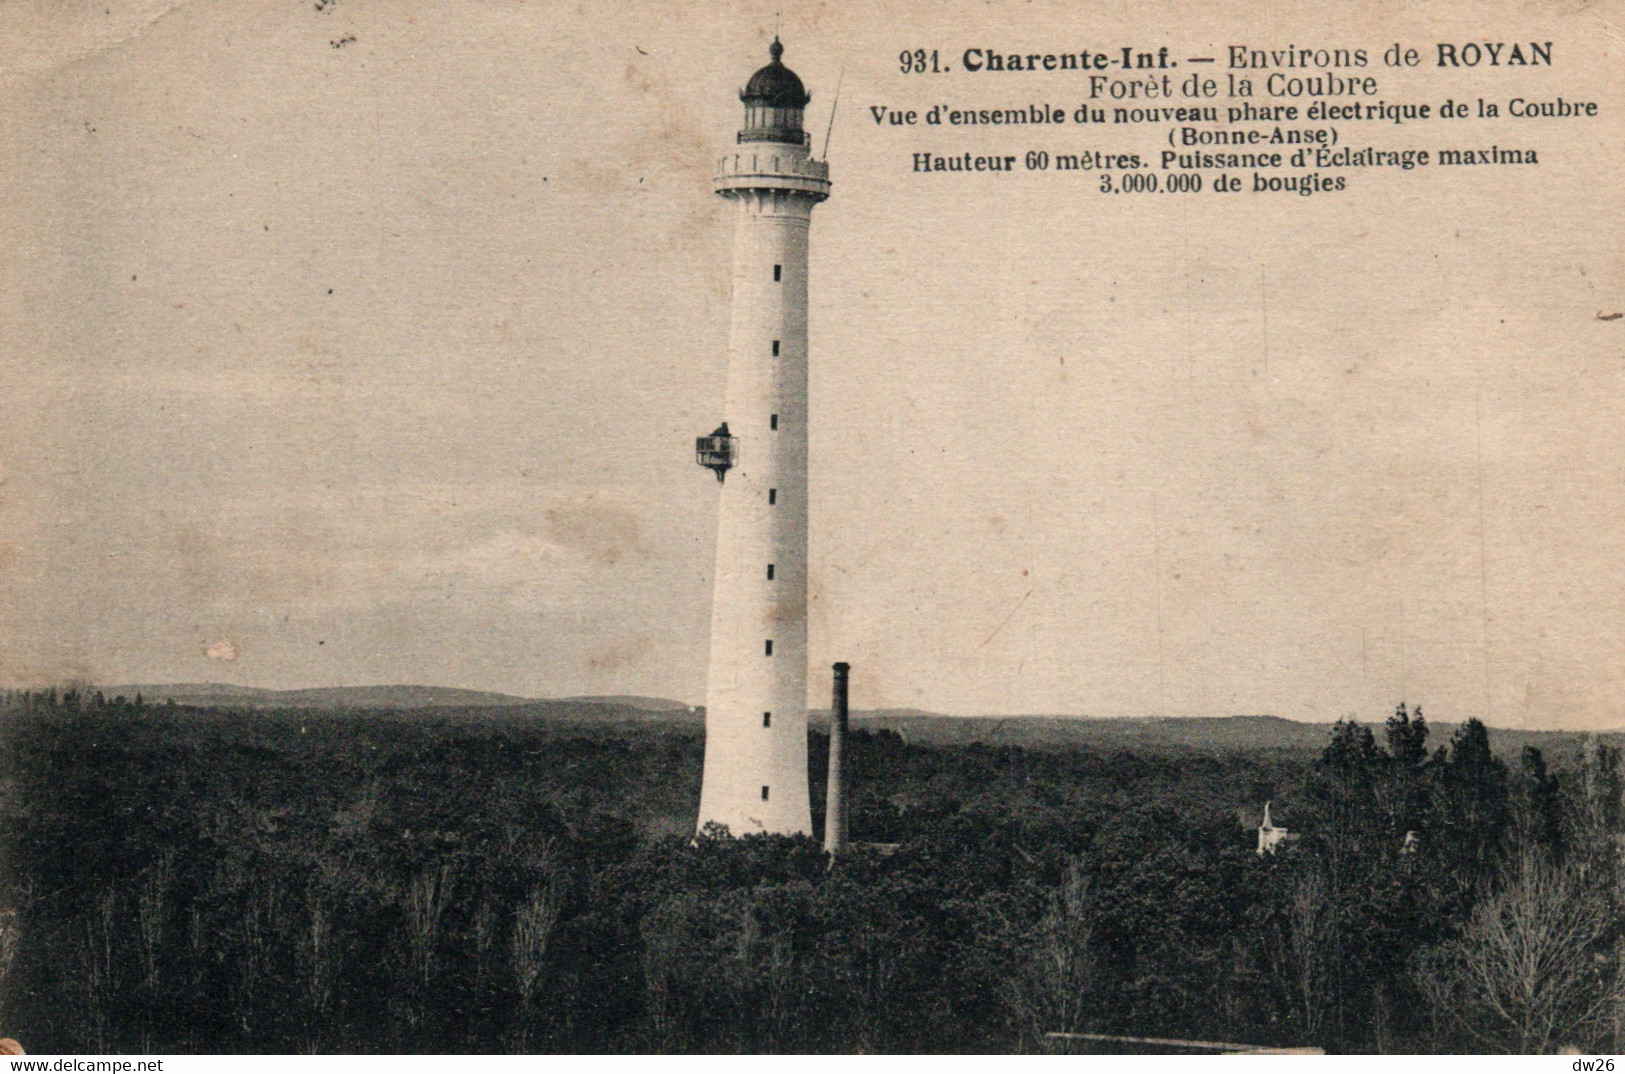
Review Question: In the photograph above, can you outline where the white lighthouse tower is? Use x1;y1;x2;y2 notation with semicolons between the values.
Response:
694;39;831;836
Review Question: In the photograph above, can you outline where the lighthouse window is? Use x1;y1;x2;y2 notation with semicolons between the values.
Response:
765;639;774;656
773;264;782;281
768;488;777;504
766;564;775;580
763;711;772;727
772;340;780;356
770;414;778;430
761;785;770;801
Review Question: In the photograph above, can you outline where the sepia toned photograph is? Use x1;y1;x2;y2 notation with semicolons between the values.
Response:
0;0;1621;1057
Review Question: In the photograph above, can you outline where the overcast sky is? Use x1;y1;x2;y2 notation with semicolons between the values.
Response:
1;0;1621;727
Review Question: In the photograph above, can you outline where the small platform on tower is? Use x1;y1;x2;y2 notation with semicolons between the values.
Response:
695;423;736;481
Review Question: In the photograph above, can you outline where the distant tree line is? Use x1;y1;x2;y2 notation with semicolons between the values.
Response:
1272;707;1621;1052
0;694;1617;1053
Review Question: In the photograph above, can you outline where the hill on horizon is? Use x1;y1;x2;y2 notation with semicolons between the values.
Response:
838;710;1624;762
102;682;693;712
85;683;1620;759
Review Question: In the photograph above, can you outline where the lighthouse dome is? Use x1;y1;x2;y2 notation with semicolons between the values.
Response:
741;39;810;108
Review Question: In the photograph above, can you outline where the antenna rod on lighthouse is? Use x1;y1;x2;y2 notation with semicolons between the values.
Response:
824;662;851;856
822;66;844;159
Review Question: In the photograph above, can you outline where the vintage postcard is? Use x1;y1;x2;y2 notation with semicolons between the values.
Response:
0;0;1621;1057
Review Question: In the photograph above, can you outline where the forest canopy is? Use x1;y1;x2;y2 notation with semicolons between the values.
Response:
0;692;1618;1054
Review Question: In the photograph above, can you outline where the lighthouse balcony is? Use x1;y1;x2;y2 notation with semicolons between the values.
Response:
714;150;830;200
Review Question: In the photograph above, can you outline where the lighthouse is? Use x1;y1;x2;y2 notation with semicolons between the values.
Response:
694;39;831;836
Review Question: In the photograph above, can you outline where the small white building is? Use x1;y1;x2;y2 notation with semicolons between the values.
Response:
1257;801;1297;855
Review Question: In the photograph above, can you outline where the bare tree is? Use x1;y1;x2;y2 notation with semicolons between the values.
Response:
510;879;563;1050
399;864;455;1036
403;865;454;995
0;909;19;1026
639;892;691;1051
1004;857;1096;1050
295;894;337;1039
471;896;497;993
1288;871;1333;1043
1416;857;1618;1053
834;916;899;1053
232;883;284;1044
721;894;798;1050
185;907;206;993
756;930;795;1048
1575;737;1625;1051
135;849;175;991
79;887;118;1052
